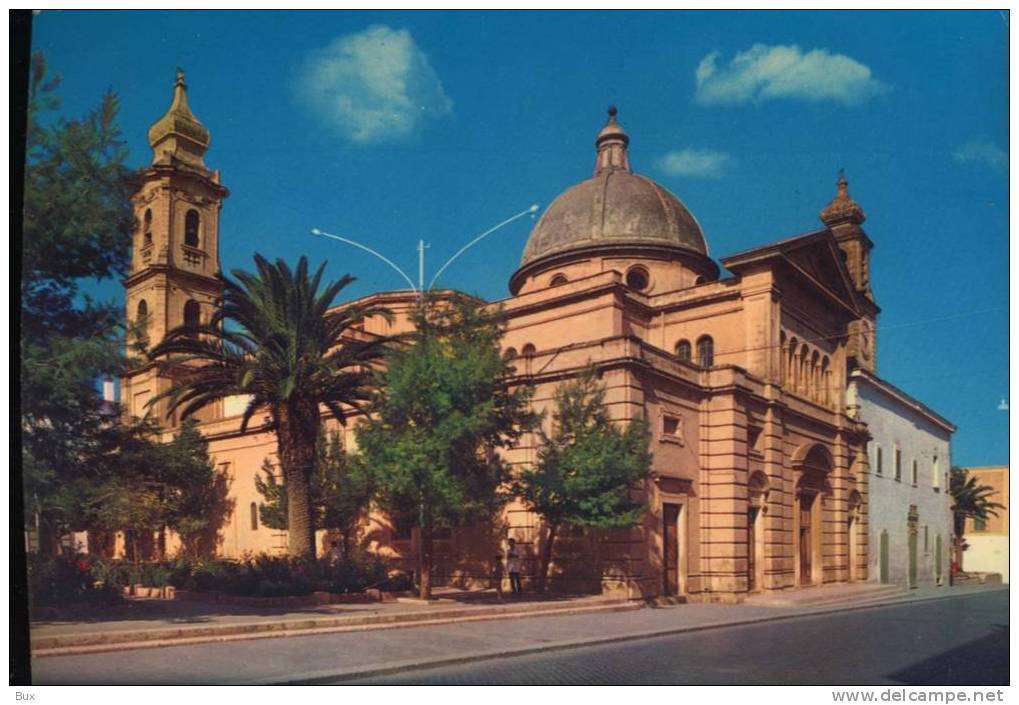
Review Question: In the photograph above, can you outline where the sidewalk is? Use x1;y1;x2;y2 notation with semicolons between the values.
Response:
30;583;1007;685
29;581;1005;659
29;588;638;656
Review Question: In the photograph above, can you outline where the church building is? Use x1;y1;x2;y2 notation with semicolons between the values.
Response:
121;72;904;602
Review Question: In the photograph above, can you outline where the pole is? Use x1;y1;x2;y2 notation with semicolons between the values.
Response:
417;240;429;294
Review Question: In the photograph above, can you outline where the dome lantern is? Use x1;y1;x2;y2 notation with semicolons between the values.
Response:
594;105;631;175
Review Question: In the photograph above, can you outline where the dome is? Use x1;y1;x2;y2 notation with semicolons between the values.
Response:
518;108;710;269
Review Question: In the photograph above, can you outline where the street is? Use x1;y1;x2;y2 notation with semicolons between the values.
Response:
349;590;1009;685
31;589;1008;685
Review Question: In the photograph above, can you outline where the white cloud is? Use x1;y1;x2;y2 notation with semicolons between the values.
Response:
954;138;1007;170
296;25;453;143
695;44;887;106
656;148;732;179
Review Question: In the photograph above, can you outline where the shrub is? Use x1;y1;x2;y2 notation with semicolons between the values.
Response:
51;553;402;599
27;555;121;608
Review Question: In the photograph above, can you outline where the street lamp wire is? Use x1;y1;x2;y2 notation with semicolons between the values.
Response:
427;204;540;291
310;227;419;293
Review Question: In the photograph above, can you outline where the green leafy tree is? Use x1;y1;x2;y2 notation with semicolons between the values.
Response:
160;420;233;557
355;296;536;598
949;466;1005;572
516;367;652;592
150;255;391;558
20;51;135;554
255;458;288;531
77;419;230;561
255;429;374;558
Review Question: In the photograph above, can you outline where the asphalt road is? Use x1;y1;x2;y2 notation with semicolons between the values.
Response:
347;590;1009;685
30;589;1007;685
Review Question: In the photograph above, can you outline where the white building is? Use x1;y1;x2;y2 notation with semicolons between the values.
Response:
847;369;954;588
961;465;1009;583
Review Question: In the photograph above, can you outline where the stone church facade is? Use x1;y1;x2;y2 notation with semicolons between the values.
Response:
120;73;910;602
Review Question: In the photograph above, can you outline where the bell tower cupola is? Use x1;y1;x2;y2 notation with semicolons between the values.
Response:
821;171;873;301
147;69;212;169
821;171;878;372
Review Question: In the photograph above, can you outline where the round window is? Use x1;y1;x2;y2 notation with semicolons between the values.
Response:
625;266;650;291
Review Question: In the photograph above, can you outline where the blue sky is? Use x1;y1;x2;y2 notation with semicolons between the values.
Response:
31;10;1008;465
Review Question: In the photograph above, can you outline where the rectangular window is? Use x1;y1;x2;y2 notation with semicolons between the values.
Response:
923;525;929;554
660;414;685;445
875;446;883;476
663;416;679;437
748;427;763;455
974;516;987;532
894;448;902;482
911;459;918;486
932;456;940;490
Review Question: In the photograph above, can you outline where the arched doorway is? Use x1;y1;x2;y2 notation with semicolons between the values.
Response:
747;471;769;592
792;444;833;587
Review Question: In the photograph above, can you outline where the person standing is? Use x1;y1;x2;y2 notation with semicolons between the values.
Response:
506;538;523;594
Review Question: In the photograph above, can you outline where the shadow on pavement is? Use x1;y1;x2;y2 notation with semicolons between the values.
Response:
887;625;1010;685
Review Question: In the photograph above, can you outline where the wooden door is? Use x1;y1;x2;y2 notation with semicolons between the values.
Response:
663;503;680;596
798;494;814;585
879;530;890;583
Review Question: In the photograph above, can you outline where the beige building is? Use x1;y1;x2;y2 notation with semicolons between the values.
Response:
121;75;896;601
962;466;1009;583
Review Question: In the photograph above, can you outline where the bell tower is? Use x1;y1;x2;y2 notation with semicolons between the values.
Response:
122;70;229;422
821;172;878;372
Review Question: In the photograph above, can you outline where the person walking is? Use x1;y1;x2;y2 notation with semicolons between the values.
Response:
506;538;523;595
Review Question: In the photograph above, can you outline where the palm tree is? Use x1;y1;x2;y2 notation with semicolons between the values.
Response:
149;255;391;558
949;466;1005;574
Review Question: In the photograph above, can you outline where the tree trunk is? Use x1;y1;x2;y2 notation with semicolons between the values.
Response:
278;406;318;560
418;527;434;600
538;521;559;594
952;512;966;574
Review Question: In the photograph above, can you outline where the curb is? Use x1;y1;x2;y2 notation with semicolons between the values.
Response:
267;585;1009;685
30;600;641;658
